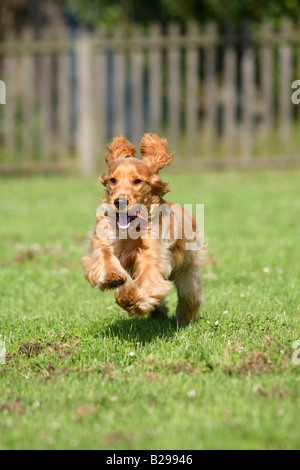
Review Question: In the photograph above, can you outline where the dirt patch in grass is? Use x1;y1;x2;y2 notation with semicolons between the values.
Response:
224;336;290;376
146;372;158;380
0;398;26;414
18;339;44;358
75;404;99;420
0;247;63;266
143;353;216;377
269;387;292;399
102;430;128;446
246;350;282;374
40;362;117;381
98;363;116;378
17;334;80;359
227;342;245;352
0;334;81;373
253;385;292;399
145;355;200;375
164;360;196;373
223;351;279;376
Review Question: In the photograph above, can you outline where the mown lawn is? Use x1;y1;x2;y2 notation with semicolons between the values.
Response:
0;169;299;450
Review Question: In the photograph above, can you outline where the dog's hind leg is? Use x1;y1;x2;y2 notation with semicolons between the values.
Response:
173;252;202;328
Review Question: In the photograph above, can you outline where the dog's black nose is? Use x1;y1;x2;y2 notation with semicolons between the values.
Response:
114;197;129;210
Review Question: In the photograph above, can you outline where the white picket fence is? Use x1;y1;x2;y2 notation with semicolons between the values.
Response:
0;20;300;173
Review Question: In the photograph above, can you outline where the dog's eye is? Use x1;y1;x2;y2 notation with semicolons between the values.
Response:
133;179;142;185
110;178;116;184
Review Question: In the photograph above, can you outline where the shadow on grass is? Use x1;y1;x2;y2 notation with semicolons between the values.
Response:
100;315;179;344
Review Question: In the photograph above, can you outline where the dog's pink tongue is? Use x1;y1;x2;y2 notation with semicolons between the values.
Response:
136;211;148;228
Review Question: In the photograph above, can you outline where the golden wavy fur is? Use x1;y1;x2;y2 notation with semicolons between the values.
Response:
81;133;203;327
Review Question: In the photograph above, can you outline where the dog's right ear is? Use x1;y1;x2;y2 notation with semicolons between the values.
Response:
105;135;136;166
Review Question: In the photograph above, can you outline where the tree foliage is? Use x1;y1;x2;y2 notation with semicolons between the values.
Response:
63;0;300;26
0;0;28;32
1;0;299;33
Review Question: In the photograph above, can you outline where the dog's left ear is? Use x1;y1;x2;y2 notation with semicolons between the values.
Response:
140;133;174;173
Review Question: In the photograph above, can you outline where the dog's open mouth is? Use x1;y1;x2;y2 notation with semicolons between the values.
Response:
116;210;148;231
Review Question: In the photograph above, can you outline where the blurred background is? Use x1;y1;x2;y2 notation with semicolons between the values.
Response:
0;0;300;173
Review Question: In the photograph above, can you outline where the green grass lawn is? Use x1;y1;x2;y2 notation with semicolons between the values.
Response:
0;169;299;450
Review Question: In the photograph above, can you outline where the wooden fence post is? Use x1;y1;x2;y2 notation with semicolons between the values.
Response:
223;23;237;157
279;18;292;148
131;25;144;145
185;22;200;157
39;28;53;161
76;31;97;174
22;28;36;162
204;22;217;157
3;31;17;160
241;22;255;162
149;24;162;134
112;28;126;137
167;23;181;149
260;21;274;141
57;24;71;159
94;27;108;163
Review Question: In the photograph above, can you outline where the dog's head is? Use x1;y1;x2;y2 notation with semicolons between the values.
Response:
99;134;173;231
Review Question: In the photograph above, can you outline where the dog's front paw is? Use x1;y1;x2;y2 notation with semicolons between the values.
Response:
81;256;126;290
115;283;160;317
97;271;126;290
115;283;141;316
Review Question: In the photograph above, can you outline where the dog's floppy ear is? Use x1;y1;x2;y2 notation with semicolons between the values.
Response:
150;174;170;196
140;133;173;173
105;135;136;166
